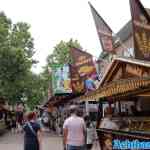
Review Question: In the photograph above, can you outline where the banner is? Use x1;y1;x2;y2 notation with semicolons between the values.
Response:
70;65;85;93
130;0;150;60
70;47;98;92
52;64;72;94
70;47;97;78
89;2;113;52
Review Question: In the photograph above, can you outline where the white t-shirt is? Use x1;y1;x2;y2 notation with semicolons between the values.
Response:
63;115;86;146
100;118;119;130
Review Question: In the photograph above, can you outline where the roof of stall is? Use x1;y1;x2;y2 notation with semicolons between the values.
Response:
72;57;150;102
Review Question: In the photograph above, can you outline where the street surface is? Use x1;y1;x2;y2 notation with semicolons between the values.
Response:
0;131;100;150
0;132;62;150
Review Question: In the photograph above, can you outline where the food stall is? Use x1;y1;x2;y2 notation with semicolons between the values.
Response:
75;58;150;150
97;58;150;150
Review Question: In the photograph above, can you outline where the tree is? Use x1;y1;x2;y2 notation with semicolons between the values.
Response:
47;39;82;66
41;39;82;99
23;72;46;110
0;12;35;104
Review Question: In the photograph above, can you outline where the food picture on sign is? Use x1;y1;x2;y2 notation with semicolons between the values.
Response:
75;55;96;76
78;66;96;77
75;56;97;92
52;65;72;94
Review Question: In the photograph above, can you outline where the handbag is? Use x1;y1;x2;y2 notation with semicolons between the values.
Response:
27;122;37;137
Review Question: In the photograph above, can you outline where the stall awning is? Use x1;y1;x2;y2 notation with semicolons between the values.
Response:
43;92;83;108
73;77;150;101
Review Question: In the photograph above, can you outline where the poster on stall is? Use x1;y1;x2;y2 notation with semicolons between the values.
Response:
52;64;72;94
70;47;98;92
70;64;85;93
70;47;97;78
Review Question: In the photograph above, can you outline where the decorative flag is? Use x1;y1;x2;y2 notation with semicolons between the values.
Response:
130;0;150;60
89;2;113;52
70;47;97;78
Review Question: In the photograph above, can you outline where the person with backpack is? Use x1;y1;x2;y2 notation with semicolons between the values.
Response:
23;112;42;150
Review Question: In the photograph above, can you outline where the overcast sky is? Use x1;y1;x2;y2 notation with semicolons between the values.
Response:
0;0;150;73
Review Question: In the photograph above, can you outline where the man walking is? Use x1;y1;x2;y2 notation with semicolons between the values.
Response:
63;105;86;150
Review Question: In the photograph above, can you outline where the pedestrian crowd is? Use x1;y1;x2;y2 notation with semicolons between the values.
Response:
23;104;98;150
0;103;25;133
1;103;100;150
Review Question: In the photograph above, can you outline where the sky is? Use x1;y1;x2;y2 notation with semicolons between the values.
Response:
0;0;150;73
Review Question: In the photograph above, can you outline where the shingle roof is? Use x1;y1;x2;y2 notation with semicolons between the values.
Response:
113;21;132;47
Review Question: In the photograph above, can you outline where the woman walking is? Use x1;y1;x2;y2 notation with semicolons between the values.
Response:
23;112;42;150
84;115;97;150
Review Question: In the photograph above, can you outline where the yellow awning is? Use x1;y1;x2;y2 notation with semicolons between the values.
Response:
73;77;150;102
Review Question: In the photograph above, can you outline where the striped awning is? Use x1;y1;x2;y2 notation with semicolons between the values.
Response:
73;77;150;101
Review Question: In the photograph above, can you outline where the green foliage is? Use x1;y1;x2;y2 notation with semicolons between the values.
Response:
0;12;83;108
0;12;35;104
23;72;46;110
41;39;82;98
47;39;82;66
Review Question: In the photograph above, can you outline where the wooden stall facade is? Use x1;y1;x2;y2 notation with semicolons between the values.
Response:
72;57;150;150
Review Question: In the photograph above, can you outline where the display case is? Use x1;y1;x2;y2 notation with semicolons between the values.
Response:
96;97;150;150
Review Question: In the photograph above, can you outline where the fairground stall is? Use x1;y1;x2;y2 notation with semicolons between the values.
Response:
42;47;98;134
76;58;150;150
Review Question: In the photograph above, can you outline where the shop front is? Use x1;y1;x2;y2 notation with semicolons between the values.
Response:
97;58;150;150
75;58;150;150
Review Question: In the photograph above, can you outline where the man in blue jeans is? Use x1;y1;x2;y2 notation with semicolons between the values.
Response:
63;105;86;150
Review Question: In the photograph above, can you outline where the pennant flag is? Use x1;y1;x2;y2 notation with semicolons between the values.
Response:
70;47;97;78
69;64;85;93
89;2;114;52
130;0;150;60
